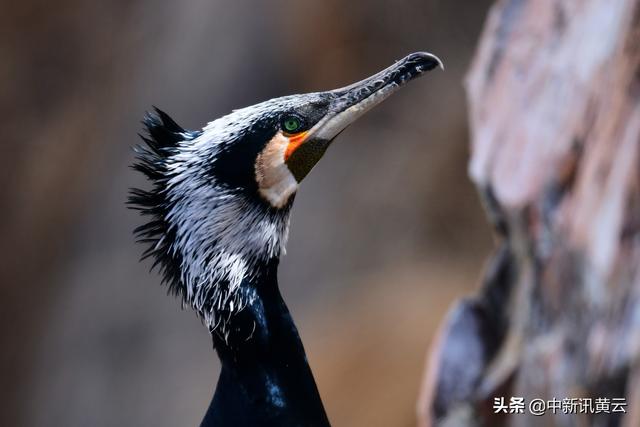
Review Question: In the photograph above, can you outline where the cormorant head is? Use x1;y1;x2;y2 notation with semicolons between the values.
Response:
130;52;442;331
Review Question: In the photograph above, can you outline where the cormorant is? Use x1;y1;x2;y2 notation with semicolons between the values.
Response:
130;52;442;426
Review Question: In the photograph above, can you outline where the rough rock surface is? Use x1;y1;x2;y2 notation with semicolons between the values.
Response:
419;0;640;426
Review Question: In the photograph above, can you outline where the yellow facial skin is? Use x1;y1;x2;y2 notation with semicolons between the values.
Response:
283;130;309;162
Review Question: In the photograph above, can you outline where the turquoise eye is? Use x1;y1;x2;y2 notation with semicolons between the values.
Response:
282;116;302;133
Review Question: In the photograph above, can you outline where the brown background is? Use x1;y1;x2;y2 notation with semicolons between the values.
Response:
1;1;494;426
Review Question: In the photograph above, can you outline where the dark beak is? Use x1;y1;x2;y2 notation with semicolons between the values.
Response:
286;52;443;181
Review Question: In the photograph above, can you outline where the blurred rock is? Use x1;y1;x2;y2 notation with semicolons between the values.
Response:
420;0;640;425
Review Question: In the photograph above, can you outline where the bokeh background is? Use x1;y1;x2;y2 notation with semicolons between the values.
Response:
1;1;495;426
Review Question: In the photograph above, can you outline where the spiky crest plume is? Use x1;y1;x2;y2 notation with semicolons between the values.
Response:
128;108;195;302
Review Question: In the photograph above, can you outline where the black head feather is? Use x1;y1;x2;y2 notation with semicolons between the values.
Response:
128;108;199;301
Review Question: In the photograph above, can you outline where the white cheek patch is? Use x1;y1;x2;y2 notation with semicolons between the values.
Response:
255;131;299;208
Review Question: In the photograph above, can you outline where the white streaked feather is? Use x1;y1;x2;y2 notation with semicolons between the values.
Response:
163;115;292;331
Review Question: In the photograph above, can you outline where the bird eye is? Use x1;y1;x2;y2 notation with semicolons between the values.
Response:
282;116;302;133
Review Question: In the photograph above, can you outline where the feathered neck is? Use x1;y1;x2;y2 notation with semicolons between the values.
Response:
200;256;330;426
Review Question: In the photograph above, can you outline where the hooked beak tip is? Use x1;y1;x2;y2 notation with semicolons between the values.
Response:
408;52;444;72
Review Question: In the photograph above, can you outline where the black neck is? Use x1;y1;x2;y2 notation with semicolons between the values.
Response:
200;257;330;427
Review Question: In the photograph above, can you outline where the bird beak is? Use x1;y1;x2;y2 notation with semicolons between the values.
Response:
285;52;443;182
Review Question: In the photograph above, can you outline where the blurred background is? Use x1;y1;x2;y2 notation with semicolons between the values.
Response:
1;1;495;426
